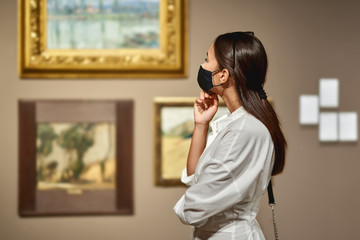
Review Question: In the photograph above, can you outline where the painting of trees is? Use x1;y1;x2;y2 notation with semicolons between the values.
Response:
36;124;58;182
36;122;116;191
57;123;95;182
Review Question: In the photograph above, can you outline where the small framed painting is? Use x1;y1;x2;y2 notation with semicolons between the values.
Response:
18;0;188;78
154;97;228;186
18;100;133;216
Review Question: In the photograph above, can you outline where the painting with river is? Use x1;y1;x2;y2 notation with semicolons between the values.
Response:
46;0;159;49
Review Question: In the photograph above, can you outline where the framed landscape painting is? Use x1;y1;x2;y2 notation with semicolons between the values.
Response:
154;97;228;186
18;0;188;78
18;100;133;216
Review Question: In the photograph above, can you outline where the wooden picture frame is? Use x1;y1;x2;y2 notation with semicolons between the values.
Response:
154;97;228;186
18;100;133;216
18;0;188;78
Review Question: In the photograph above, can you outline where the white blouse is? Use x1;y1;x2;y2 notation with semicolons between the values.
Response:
173;106;275;240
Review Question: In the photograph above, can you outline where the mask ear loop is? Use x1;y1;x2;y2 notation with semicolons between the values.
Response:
211;69;224;87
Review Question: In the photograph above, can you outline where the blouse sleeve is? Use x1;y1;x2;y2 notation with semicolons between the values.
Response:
180;167;195;187
173;128;274;227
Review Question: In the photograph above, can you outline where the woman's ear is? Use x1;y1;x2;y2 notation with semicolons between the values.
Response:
219;69;230;84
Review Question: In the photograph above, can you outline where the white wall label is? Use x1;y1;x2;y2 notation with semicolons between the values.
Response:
319;78;339;108
299;78;358;142
300;95;319;124
339;112;358;141
319;112;338;141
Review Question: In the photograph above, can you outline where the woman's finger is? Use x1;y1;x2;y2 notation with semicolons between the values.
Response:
204;92;210;99
195;98;203;104
211;93;219;102
200;91;205;100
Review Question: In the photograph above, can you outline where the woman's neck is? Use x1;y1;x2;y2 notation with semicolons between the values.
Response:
219;86;242;113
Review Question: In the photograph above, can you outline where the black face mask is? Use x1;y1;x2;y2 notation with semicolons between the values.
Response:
197;65;223;94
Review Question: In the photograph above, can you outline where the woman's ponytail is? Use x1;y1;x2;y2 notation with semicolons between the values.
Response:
214;32;287;175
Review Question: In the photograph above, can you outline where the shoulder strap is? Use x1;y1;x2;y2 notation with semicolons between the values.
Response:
267;179;279;240
267;179;275;204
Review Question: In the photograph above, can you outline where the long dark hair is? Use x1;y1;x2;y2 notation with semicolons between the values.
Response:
213;32;287;176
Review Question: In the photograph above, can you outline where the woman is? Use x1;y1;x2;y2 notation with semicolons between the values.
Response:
173;31;287;239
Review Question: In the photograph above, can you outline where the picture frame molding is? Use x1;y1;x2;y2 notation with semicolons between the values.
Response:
18;0;188;78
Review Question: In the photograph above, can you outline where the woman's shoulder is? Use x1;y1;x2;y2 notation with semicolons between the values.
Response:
227;112;271;140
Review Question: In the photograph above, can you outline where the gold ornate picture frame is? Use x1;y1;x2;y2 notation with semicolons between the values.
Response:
18;0;188;78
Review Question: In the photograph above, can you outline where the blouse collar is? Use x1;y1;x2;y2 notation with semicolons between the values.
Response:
210;106;247;134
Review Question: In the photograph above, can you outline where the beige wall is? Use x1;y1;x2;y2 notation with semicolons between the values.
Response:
1;0;360;239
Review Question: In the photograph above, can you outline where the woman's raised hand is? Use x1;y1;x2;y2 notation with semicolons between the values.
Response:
194;91;219;126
